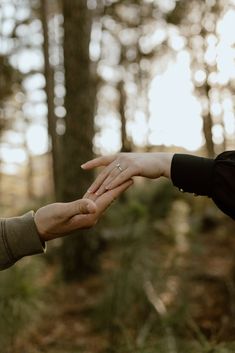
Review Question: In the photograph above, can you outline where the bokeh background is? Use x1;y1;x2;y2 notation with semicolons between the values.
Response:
1;0;235;352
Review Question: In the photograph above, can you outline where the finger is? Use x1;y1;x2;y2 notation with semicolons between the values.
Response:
81;155;116;170
106;168;135;190
83;191;99;202
95;165;123;196
87;161;117;194
96;179;134;214
66;199;97;218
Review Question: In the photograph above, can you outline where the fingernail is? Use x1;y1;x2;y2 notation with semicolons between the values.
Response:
81;164;85;169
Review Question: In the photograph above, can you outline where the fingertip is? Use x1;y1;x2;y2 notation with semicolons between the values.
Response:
95;187;103;196
81;163;89;169
96;188;106;196
87;185;97;194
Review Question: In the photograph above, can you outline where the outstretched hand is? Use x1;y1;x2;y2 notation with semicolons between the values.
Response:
34;179;133;242
81;152;173;196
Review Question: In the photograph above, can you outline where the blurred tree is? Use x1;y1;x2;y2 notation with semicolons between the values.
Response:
96;0;172;152
0;56;16;132
167;0;231;157
0;0;66;207
61;0;98;280
0;1;25;203
0;56;16;103
40;0;62;199
118;79;132;152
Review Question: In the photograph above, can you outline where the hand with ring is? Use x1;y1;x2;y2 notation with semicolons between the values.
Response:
81;152;174;196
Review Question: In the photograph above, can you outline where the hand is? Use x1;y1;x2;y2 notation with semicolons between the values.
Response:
82;178;133;221
35;180;133;242
34;199;97;241
81;152;173;196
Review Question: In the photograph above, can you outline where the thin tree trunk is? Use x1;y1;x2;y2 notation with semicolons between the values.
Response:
203;113;215;157
202;83;215;158
41;0;61;199
118;80;132;152
25;150;34;200
62;0;98;280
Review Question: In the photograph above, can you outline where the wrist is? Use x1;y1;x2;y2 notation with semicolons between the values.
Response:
34;211;48;243
161;153;174;179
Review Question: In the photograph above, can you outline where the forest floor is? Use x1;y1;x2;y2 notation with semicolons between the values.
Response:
15;274;109;353
12;203;235;353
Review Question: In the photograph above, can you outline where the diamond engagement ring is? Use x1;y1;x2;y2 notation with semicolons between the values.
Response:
116;163;123;172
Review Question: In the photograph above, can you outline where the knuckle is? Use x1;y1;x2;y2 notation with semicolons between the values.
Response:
78;202;88;214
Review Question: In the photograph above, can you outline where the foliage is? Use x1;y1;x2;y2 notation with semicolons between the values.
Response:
91;181;235;352
0;258;45;352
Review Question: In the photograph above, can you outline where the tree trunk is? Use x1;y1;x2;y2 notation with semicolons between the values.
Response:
62;0;98;280
202;83;215;158
203;113;215;157
118;80;132;152
25;149;34;200
41;0;61;199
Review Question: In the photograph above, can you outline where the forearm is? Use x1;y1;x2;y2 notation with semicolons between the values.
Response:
0;212;45;271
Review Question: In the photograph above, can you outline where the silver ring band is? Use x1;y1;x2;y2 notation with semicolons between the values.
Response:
116;163;123;172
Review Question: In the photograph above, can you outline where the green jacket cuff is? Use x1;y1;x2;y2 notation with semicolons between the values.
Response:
0;211;46;270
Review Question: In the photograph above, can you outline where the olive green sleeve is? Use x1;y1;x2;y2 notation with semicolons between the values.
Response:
0;211;46;271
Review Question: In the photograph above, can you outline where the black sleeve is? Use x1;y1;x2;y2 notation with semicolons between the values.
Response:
171;151;235;220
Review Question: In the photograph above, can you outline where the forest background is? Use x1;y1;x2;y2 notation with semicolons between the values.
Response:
1;0;235;352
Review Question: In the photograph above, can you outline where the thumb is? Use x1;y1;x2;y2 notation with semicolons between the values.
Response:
66;199;97;218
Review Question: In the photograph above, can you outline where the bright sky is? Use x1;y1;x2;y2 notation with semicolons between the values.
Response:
148;51;203;151
96;52;203;153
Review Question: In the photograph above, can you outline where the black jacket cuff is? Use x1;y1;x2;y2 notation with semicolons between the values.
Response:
171;154;215;197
